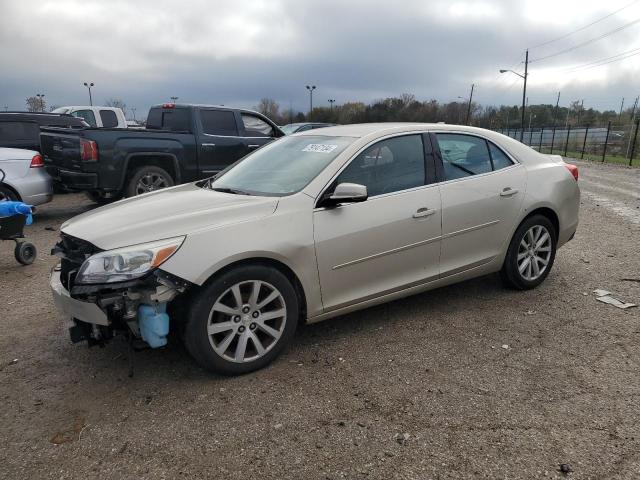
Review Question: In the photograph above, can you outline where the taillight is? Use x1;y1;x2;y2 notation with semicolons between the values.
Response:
79;139;98;162
29;154;44;168
162;103;175;108
564;163;579;181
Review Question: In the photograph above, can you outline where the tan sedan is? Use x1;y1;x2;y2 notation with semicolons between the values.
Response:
50;123;580;375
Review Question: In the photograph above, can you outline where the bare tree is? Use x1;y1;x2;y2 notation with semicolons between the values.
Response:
25;96;46;112
105;98;127;116
255;98;281;122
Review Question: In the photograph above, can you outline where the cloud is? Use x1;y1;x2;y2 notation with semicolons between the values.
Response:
0;0;638;116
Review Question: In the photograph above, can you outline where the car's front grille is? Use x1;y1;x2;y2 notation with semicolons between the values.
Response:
54;233;100;290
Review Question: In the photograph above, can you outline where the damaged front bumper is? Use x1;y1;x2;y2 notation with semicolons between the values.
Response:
49;264;189;348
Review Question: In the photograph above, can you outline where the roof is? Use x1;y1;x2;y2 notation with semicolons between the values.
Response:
295;122;506;138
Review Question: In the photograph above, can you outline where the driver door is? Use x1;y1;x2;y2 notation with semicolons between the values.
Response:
313;134;442;312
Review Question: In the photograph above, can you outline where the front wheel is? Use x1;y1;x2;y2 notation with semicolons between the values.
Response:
184;265;299;375
125;166;174;197
500;214;557;290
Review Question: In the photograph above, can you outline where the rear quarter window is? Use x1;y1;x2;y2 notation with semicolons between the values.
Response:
99;110;119;128
146;108;191;131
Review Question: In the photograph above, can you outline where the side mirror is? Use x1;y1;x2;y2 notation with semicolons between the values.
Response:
321;183;368;208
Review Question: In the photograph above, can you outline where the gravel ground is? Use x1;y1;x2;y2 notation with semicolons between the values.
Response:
1;160;639;480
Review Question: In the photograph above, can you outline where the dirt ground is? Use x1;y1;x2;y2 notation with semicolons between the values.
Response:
1;159;639;480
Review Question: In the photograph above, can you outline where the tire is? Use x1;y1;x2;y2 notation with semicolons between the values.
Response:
500;214;557;290
184;265;299;375
14;241;37;265
85;191;119;205
0;185;19;202
125;166;174;198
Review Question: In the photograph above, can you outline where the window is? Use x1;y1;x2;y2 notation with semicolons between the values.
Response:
488;142;514;170
72;110;97;127
241;114;273;137
436;134;493;180
99;110;119;128
335;135;426;197
0;122;39;142
200;110;238;136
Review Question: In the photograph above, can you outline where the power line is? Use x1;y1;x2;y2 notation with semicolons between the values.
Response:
565;48;640;72
530;17;640;63
531;0;639;49
560;45;640;72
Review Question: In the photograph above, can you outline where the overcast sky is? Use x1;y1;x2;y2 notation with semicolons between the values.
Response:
2;0;640;118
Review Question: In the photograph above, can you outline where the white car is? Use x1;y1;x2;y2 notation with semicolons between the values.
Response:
51;106;127;129
50;123;580;375
0;148;52;205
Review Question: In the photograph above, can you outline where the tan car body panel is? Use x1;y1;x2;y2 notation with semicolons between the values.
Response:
60;123;580;324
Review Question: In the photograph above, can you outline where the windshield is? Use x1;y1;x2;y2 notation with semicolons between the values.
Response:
280;124;300;135
207;135;355;196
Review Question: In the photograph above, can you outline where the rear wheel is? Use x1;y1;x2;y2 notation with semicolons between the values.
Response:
0;186;18;202
501;214;557;290
15;241;37;265
126;166;174;197
184;265;299;375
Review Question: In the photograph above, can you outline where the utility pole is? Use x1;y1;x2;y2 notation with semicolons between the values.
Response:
552;92;560;126
305;85;316;119
328;99;336;111
465;83;474;125
83;82;94;106
619;97;625;119
576;99;584;126
520;49;528;142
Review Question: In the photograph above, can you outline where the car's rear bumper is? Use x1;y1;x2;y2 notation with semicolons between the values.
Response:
45;166;98;190
14;168;53;206
50;268;108;326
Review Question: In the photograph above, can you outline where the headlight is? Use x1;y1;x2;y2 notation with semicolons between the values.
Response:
75;236;185;284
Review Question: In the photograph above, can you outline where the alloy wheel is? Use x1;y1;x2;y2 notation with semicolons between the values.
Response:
517;225;552;281
207;280;287;363
135;173;169;195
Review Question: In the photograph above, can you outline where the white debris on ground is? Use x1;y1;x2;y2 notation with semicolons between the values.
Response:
593;289;637;309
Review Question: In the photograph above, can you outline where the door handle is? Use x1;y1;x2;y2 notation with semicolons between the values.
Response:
413;207;437;219
500;187;519;197
202;143;216;148
248;144;260;149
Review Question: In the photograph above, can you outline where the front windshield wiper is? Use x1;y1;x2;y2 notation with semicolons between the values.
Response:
210;187;252;195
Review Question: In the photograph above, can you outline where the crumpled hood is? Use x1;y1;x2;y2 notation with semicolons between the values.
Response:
61;183;279;250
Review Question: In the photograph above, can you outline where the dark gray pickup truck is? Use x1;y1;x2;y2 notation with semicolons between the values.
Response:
40;104;284;202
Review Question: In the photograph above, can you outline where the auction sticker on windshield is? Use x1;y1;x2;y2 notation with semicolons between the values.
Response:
302;144;338;153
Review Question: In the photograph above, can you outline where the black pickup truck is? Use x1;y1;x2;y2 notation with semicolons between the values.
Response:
40;104;284;202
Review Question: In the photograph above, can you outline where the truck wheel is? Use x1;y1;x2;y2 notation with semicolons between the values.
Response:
85;191;119;205
126;166;174;197
184;265;299;375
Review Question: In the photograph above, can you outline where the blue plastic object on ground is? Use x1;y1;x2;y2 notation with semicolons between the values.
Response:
138;303;170;348
0;201;33;225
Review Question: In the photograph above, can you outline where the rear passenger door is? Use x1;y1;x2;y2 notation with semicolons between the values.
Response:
433;132;527;277
71;110;97;127
238;113;280;154
196;108;247;176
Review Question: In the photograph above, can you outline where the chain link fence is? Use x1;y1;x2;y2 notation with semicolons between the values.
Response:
496;120;640;167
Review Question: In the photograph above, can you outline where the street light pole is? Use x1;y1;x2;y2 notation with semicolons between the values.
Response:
328;98;336;111
83;82;94;106
131;107;137;122
170;96;178;103
465;83;474;125
499;49;528;142
306;85;316;119
36;93;45;112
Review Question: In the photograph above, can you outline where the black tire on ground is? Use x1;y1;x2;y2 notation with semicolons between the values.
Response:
14;241;37;265
184;265;299;375
85;191;119;205
125;165;174;198
0;185;19;202
500;214;557;290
